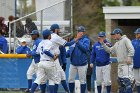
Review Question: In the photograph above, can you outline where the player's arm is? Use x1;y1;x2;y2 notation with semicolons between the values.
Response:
2;40;8;53
16;46;25;54
76;38;90;53
44;50;58;60
90;45;96;68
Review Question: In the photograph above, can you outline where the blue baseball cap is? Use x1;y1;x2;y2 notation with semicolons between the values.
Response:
30;30;39;35
77;26;86;32
50;24;60;31
134;28;140;34
42;29;51;37
112;28;123;34
98;31;106;37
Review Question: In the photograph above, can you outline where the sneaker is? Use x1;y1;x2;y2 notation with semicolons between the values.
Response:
24;89;31;93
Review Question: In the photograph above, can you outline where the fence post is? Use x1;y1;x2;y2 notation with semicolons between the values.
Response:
70;0;73;37
13;22;16;53
9;23;11;53
40;10;43;32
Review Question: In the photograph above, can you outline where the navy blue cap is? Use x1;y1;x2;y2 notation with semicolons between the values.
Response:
134;28;140;34
98;31;106;37
112;28;123;34
50;24;60;31
42;29;51;37
110;31;115;35
77;26;86;32
30;30;39;35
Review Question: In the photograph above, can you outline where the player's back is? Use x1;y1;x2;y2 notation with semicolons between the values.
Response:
37;39;54;61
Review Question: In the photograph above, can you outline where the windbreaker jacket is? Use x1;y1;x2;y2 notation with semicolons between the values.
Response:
67;35;90;66
132;39;140;68
16;45;31;54
90;40;111;66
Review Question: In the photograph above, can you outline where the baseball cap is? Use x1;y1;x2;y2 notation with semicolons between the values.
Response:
77;26;86;32
42;29;51;37
30;30;39;35
110;31;115;35
134;28;140;34
112;28;123;34
98;31;106;37
50;24;60;31
20;39;26;43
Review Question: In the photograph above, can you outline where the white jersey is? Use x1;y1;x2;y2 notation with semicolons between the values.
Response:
36;39;55;61
50;33;67;54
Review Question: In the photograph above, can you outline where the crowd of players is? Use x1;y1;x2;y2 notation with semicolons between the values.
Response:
0;16;140;93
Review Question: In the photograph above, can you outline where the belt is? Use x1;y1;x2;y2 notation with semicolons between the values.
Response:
40;60;50;61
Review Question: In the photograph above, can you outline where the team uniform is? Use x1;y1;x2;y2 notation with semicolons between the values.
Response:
0;35;8;53
132;28;140;93
31;39;58;93
26;37;42;91
101;29;134;93
67;35;90;93
50;33;75;93
90;34;112;93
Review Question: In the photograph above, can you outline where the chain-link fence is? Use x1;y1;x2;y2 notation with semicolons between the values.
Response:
8;0;72;53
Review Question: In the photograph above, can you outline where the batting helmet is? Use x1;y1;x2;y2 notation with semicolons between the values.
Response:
134;28;140;34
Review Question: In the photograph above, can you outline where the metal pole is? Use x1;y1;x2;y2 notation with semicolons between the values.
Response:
13;22;16;53
70;0;73;36
40;10;43;32
8;23;11;53
15;0;17;17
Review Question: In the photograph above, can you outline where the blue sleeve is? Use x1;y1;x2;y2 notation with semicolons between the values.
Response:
59;46;66;64
2;40;8;53
77;39;90;52
44;50;54;58
90;45;96;64
16;46;24;54
65;40;75;46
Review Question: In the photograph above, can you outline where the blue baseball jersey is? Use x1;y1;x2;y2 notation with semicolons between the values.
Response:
0;36;8;53
29;38;42;63
132;39;140;68
90;40;112;66
16;45;31;54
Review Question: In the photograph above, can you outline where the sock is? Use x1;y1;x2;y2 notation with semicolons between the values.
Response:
61;80;69;92
97;86;102;93
40;84;46;93
49;85;55;93
31;83;38;93
137;86;140;93
28;79;32;89
80;84;86;93
69;83;75;93
106;85;111;93
54;84;58;93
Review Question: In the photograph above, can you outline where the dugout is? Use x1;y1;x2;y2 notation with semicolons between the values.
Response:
103;6;140;92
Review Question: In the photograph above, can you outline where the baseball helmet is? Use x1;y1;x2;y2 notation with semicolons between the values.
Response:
134;28;140;34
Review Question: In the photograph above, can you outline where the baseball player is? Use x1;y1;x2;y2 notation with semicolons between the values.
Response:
49;24;80;93
25;30;42;93
0;29;8;53
132;28;140;93
90;31;112;93
99;28;134;93
66;26;90;93
30;29;59;93
16;39;31;54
